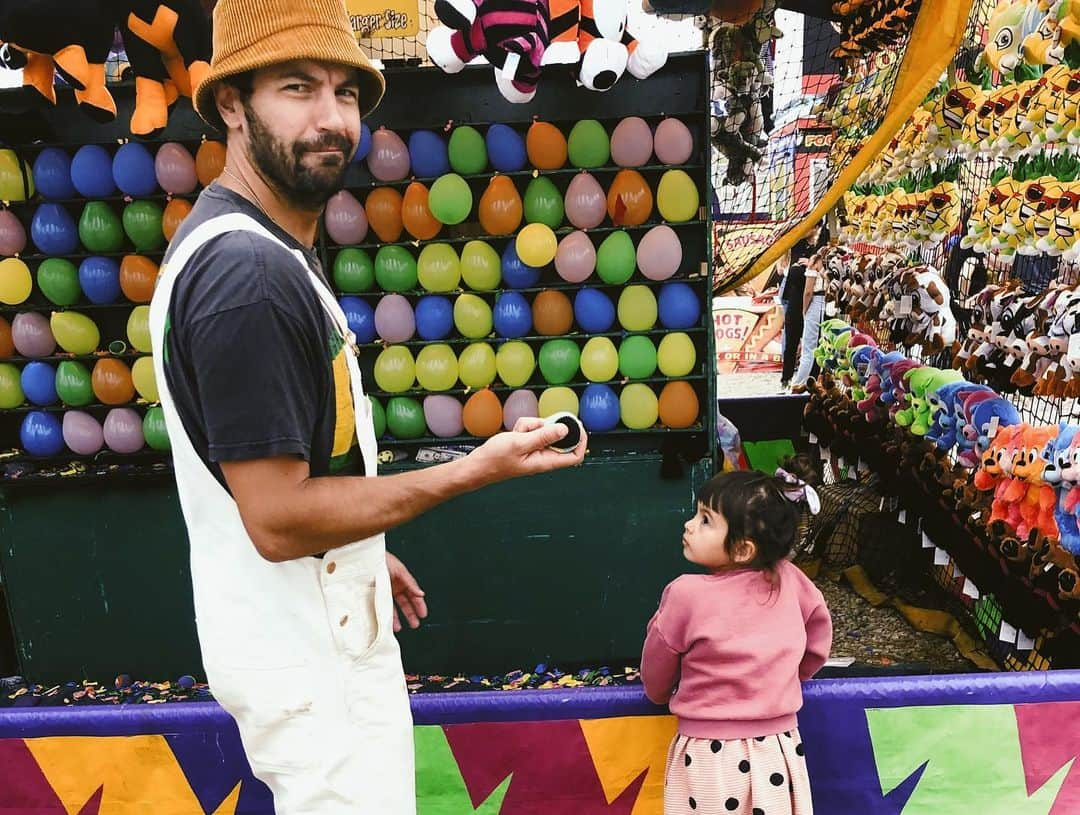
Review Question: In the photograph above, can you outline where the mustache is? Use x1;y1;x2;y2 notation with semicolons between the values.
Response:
295;134;354;156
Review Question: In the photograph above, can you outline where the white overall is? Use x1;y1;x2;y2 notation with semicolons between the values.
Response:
149;213;415;814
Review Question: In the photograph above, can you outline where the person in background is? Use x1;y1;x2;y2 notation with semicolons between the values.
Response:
789;245;828;394
779;226;821;392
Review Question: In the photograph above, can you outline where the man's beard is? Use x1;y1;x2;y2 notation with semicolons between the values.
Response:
244;105;354;210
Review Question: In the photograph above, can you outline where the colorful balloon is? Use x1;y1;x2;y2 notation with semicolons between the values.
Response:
538;386;578;418
415;295;454;340
0;209;27;256
374;245;418;292
524;176;564;229
574;287;615;333
51;311;100;354
154;142;198;195
501;242;541;289
415;344;459;391
370;395;386;437
564;172;607;229
516;223;557;267
424;394;464;437
333;248;375;293
579;383;620;431
32;147;76;200
659;380;699;428
458;342;497;388
143;406;171;451
340;296;377;344
0;362;24;407
637;224;682;280
617;285;658;331
63;410;105;455
112;142;158;197
0;316;13;358
355;123;373;163
131;356;159;402
0;257;32;304
408;130;450;178
11;312;55;358
532;289;573;335
79;256;121;304
568;120;610;168
127;305;152;352
493;291;532;338
654;118;694;165
79;201;124;253
495;340;535;386
162;198;193;242
195;141;226;186
56;360;94;406
401;182;441;241
607;169;653;227
462;388;503;437
31;203;78;255
21;411;64;456
374;294;416;343
448;126;487;174
428;174;472;225
365;187;404;243
478;175;523;236
657;332;697;376
527;122;568;170
374;346;416;393
460;240;501;290
657;169;700;222
555;230;595;283
610;117;654;167
503;388;539;429
119;255;158;302
538;338;580;384
618;335;658;379
92;358;135;405
417;243;461;292
596;230;636;284
454;293;493;338
325;190;369;244
486;124;528;172
123;200;164;252
0;149;33;200
103;407;145;453
21;361;57;405
367;127;411;182
37;258;80;306
620;383;659;429
70;145;114;198
580;336;618;382
658;282;701;329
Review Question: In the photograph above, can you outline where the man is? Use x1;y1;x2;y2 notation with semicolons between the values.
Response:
148;1;587;812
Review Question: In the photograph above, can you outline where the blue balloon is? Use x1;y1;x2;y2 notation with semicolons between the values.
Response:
30;203;78;255
485;124;527;173
21;361;57;406
408;130;451;178
658;282;701;329
78;256;121;304
352;122;373;163
21;410;64;456
70;145;116;198
33;148;76;200
574;288;615;333
579;384;620;432
112;142;158;197
414;295;454;340
339;296;376;344
493;291;532;338
501;242;541;289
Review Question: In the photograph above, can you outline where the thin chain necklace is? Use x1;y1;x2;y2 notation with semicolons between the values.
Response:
220;166;278;226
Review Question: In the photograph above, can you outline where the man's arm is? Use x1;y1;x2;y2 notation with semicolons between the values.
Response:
222;417;584;561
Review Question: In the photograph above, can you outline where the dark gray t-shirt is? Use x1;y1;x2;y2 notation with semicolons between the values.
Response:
162;184;362;491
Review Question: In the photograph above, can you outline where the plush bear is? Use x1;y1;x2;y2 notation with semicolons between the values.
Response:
1004;424;1059;541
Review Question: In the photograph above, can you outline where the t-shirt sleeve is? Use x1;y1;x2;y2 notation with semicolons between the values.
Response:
799;581;833;681
640;578;690;705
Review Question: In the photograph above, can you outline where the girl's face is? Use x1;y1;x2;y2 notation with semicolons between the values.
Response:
683;502;750;571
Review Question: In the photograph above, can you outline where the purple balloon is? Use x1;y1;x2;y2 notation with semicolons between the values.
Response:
103;407;145;453
325;190;369;245
62;410;104;455
154;143;198;195
0;210;26;256
654;118;694;165
555;230;596;283
502;388;539;431
11;312;56;358
423;394;464;438
610;117;654;167
564;172;607;230
636;224;682;281
367;128;411;182
374;294;416;343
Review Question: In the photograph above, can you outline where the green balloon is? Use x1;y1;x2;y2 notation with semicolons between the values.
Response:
417;243;462;292
37;258;81;306
333;248;375;293
568;120;610;169
0;362;24;408
143;406;171;451
386;396;427;439
429;174;473;225
448;126;487;175
55;360;94;406
618;335;658;379
374;245;418;292
596;230;636;284
79;202;124;253
370;395;386;437
523;177;565;229
123;201;164;252
538;338;580;385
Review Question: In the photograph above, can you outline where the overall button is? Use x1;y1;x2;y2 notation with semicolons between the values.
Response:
339;615;349;626
326;561;336;574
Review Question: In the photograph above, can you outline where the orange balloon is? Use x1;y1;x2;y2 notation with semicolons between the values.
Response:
119;255;159;303
532;289;574;336
606;169;654;227
462;388;503;437
527;122;568;170
658;380;699;428
0;316;13;358
92;358;135;405
365;186;404;243
478;175;523;236
401;182;441;241
162;197;193;242
195;141;226;187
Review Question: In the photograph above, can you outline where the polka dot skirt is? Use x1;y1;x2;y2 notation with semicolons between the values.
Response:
663;730;813;815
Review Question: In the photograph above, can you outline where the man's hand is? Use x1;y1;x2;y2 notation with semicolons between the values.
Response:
386;551;427;633
466;416;588;485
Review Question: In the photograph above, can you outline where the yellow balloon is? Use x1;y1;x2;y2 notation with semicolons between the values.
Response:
617;285;658;331
126;305;152;352
538;386;579;418
657;170;700;223
374;346;416;393
657;332;697;376
417;243;461;292
0;258;32;305
580;336;618;382
131;356;159;402
620;383;659;429
458;342;497;388
495;340;536;387
50;311;100;354
460;240;502;291
0;150;34;201
516;223;558;267
454;293;493;339
415;343;459;391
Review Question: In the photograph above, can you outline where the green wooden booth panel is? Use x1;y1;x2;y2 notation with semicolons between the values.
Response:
0;456;709;683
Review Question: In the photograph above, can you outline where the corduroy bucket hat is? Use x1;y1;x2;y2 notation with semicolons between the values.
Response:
194;0;386;131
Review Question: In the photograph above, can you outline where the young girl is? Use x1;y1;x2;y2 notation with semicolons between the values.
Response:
641;463;832;815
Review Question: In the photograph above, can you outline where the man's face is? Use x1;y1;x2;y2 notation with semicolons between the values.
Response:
241;60;361;209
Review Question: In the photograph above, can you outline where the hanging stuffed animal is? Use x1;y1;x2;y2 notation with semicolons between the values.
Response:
977;0;1043;75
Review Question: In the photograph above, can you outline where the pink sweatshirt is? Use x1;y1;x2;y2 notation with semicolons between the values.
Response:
640;560;832;739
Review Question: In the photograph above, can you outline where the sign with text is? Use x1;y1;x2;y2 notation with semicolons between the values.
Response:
713;295;784;374
346;0;419;37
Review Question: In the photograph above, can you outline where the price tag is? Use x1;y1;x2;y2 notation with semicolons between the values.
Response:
820;446;831;462
501;52;521;79
880;497;886;511
922;531;934;548
858;458;869;472
838;456;846;469
898;509;907;524
988;415;1000;438
898;295;913;316
1017;631;1036;650
808;433;818;445
962;578;981;600
999;621;1018;644
934;547;950;565
1069;333;1080;362
953;565;965;582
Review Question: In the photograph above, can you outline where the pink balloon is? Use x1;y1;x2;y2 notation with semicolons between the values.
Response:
62;410;104;455
636;225;682;281
564;172;607;229
654;119;694;165
555;230;596;283
325;190;369;244
610;117;654;167
11;312;55;358
0;210;26;256
423;394;464;438
367;128;411;182
103;408;144;453
154;143;198;195
374;294;416;343
502;388;539;431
